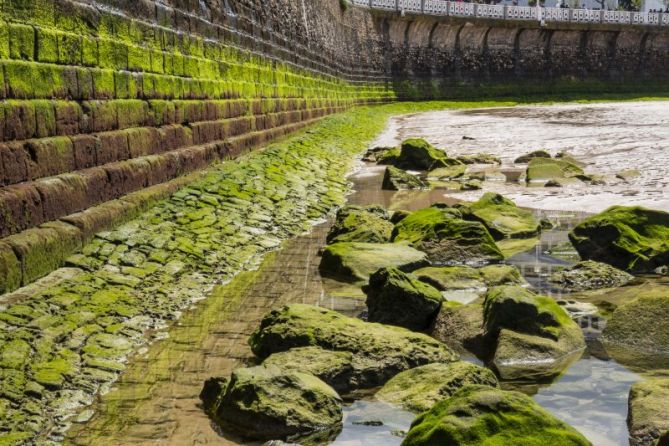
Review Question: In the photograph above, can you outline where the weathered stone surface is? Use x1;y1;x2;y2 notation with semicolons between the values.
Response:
430;302;486;355
483;286;585;380
603;291;669;353
319;242;428;282
392;206;503;265
249;304;459;387
569;206;669;273
202;365;343;441
550;260;634;291
526;157;584;183
402;385;592;446
465;193;541;240
628;378;669;446
376;362;499;413
415;264;524;291
514;149;551;163
382;166;427;190
363;267;443;331
326;205;394;244
394;138;458;171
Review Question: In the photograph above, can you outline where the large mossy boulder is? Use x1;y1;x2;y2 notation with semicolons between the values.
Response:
262;347;354;394
430;302;486;356
382;166;428;190
466;193;541;240
376;362;499;413
363;267;443;331
201;365;342;441
319;242;428;282
401;385;592;446
569;206;669;273
249;304;458;387
602;291;669;353
550;260;634;291
483;286;585;380
326;205;394;244
628;378;669;446
526;157;584;184
392;206;503;265
395;138;461;171
415;264;523;291
427;164;467;180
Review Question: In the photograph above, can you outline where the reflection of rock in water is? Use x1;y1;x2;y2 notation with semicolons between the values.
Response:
576;314;607;339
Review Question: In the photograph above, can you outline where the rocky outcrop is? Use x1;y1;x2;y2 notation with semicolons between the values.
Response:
394;139;461;171
569;206;669;273
249;304;458;386
414;264;524;291
628;378;669;446
363;267;443;331
515;150;552;163
603;291;669;353
526;157;584;184
326;205;394;244
465;193;541;240
392;206;503;265
376;362;498;413
401;385;592;446
429;302;487;355
483;286;585;380
201;365;342;442
382;166;428;190
319;242;428;282
550;260;634;291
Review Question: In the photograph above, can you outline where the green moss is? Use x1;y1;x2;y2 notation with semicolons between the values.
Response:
9;24;35;60
0;243;22;295
466;193;541;240
0;339;32;369
603;291;669;353
31;349;78;388
526;157;584;183
402;385;591;446
35;28;58;63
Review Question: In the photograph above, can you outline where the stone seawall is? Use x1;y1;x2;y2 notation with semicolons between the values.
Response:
0;0;394;294
377;14;669;98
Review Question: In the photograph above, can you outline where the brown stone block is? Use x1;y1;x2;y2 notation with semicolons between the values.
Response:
97;130;130;165
25;136;75;180
82;100;118;133
0;142;29;186
78;167;111;206
3;100;36;141
176;145;217;175
144;154;179;185
71;134;98;170
62;199;133;242
34;174;88;222
0;184;44;237
127;127;161;158
102;161;150;199
54;101;81;135
0;241;22;294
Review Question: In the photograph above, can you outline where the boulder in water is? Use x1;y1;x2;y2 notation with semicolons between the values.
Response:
249;304;458;387
326;205;394;244
628;378;669;446
401;385;592;446
395;138;461;171
363;267;443;331
392;206;503;266
514;149;551;164
569;206;669;273
319;242;428;282
382;166;428;190
526;157;584;184
465;193;541;240
201;365;342;441
550;260;634;291
376;362;499;413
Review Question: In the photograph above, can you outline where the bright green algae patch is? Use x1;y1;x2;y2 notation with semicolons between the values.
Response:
0;103;454;442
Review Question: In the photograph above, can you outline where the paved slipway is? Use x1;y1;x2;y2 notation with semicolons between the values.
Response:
0;104;446;445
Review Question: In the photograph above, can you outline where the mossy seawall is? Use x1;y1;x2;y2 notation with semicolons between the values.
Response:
0;0;395;294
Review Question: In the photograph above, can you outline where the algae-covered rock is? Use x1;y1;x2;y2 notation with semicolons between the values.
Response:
376;147;401;165
569;206;669;273
326;205;394;244
401;385;592;446
456;153;501;165
550;260;634;291
603;292;669;353
202;365;342;441
466;193;541;240
363;267;443;331
483;286;585;380
376;362;499;413
628;378;669;446
262;347;354;394
382;166;428;191
514;149;551;164
430;302;486;356
427;165;466;180
249;304;458;387
392;206;503;265
319;242;428;282
526;157;584;183
395;139;460;171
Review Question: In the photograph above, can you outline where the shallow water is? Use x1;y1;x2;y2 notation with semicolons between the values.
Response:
375;101;669;212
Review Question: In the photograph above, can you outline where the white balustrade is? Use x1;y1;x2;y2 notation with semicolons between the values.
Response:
357;0;668;27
